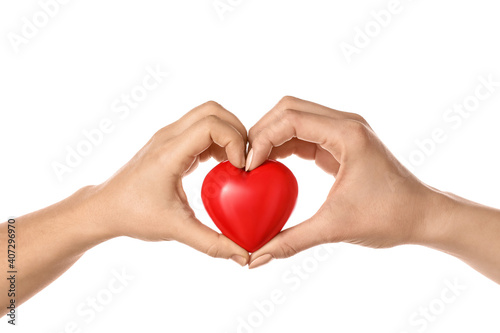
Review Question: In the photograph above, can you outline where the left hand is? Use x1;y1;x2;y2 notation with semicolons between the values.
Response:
87;101;250;266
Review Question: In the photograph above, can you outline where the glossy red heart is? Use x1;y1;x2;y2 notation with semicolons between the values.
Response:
201;160;298;252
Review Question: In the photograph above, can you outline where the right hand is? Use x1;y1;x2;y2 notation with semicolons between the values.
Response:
247;96;441;269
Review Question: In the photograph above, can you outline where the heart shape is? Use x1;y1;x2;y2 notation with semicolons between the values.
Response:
201;160;298;252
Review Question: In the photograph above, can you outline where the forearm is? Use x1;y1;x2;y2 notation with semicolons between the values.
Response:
420;190;500;283
0;186;110;316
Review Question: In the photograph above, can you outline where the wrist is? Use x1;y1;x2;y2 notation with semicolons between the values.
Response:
412;187;457;248
57;185;117;249
413;187;487;254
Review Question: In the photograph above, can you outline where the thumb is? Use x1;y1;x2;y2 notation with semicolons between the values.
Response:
248;213;330;269
174;212;250;266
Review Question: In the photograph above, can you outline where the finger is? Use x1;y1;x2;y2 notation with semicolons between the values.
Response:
175;213;249;266
170;115;246;173
248;213;331;269
167;101;247;142
184;137;241;176
249;96;367;144
267;138;340;175
199;143;232;163
247;110;349;171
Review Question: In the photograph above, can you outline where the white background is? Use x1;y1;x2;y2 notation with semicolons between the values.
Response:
1;0;500;332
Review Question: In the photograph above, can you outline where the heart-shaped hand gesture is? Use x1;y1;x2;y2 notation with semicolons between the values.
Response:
5;97;498;315
90;96;440;269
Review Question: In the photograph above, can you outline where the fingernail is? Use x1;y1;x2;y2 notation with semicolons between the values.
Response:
230;255;247;267
245;149;254;171
249;254;273;269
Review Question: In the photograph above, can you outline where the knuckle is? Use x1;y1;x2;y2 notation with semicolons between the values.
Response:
152;125;170;139
150;130;162;143
278;95;298;108
251;135;267;151
248;126;258;141
205;235;223;258
230;133;246;150
253;126;275;147
206;244;220;258
250;125;273;147
279;241;298;258
199;101;224;117
202;100;222;109
280;108;299;124
348;112;368;125
148;130;171;154
202;114;222;127
342;119;371;146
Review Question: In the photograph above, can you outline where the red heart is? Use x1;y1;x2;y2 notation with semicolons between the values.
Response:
201;160;298;252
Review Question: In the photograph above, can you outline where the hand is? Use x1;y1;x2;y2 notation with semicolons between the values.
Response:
247;96;441;268
89;101;250;266
1;101;252;315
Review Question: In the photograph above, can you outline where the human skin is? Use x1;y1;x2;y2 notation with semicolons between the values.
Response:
246;96;500;285
0;101;250;317
2;97;500;317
